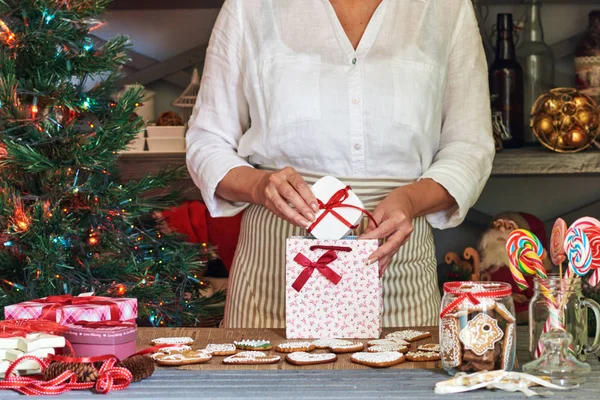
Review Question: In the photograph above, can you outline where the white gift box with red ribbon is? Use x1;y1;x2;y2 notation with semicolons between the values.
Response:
285;237;382;339
308;176;365;240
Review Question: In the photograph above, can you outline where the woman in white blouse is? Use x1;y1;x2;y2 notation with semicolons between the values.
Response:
187;0;494;328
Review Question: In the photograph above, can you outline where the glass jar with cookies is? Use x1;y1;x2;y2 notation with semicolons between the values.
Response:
439;282;516;375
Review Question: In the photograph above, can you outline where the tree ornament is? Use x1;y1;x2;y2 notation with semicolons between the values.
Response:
11;197;30;232
531;88;600;153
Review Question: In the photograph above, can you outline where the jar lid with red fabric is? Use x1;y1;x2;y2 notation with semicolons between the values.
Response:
439;281;516;376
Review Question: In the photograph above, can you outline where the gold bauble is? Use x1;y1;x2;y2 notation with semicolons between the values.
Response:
531;87;600;153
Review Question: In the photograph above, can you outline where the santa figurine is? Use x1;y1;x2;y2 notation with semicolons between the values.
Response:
478;212;552;324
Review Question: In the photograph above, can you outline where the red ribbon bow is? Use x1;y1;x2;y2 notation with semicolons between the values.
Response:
308;186;378;234
33;295;122;324
292;250;342;292
439;281;513;318
0;355;132;395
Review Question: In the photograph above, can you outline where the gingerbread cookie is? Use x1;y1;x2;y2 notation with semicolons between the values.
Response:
494;303;516;324
501;323;515;370
150;337;194;346
329;342;365;353
312;339;352;349
385;330;431;342
368;338;409;347
153;351;212;366
157;345;192;354
274;342;315;353
440;317;462;368
233;340;272;351
366;344;408;353
417;344;440;353
350;352;405;368
285;352;337;366
204;344;237;356
222;351;280;365
406;351;441;362
465;299;496;313
459;313;504;356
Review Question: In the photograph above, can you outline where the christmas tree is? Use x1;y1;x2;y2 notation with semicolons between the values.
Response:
0;0;224;326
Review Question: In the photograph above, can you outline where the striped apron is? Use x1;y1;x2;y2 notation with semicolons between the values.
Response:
222;172;441;328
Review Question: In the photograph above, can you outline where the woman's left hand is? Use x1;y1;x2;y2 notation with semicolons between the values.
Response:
359;188;416;276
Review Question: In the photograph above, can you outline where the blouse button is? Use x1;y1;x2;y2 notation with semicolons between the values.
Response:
352;98;360;104
352;58;357;64
354;143;362;150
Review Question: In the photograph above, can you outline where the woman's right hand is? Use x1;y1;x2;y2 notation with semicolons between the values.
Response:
255;167;319;228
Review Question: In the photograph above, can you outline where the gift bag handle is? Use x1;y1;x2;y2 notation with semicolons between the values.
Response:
309;245;352;252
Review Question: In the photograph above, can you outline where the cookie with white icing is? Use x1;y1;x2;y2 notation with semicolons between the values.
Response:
350;351;405;368
204;343;237;356
274;342;316;353
222;351;280;365
285;352;337;366
329;342;365;354
405;351;441;362
494;303;516;324
233;339;273;351
150;337;194;346
417;344;440;353
366;344;408;353
368;338;410;347
385;330;431;342
501;323;515;370
312;338;353;349
459;313;504;356
440;317;462;368
153;350;211;366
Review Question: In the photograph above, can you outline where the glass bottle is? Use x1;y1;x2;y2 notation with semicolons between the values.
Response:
489;14;525;148
575;11;600;106
472;0;495;66
516;0;555;145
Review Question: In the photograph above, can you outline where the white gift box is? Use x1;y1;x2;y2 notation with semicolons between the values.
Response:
309;176;365;240
0;333;65;352
285;237;382;339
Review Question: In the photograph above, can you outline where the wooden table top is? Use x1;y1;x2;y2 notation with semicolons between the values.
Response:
2;326;599;399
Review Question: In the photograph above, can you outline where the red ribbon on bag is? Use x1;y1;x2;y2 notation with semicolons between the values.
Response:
439;281;513;318
0;354;132;395
33;295;123;324
292;250;342;292
307;186;379;234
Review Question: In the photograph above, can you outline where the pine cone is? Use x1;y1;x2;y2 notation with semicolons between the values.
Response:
118;355;155;382
44;362;99;383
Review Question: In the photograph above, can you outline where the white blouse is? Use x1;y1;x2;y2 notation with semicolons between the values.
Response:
186;0;495;229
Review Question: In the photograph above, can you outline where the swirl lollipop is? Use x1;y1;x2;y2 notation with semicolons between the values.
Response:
550;218;567;266
506;229;546;290
564;227;592;276
584;227;600;287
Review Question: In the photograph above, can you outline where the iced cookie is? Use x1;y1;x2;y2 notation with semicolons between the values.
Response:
274;342;316;353
366;344;408;353
459;313;504;356
329;342;365;354
385;330;431;342
417;344;440;353
157;345;192;354
312;339;353;349
150;337;194;346
501;323;515;370
495;303;516;324
368;338;409;347
285;352;337;366
405;351;441;362
153;351;211;366
222;351;280;365
350;352;405;368
233;340;273;351
204;343;237;356
441;317;462;368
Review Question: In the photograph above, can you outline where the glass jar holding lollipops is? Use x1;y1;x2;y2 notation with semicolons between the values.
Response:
505;226;599;385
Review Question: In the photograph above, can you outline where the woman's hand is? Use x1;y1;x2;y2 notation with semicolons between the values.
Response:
255;167;319;227
359;188;416;276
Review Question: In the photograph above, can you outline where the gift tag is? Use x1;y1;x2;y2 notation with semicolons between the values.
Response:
309;176;364;240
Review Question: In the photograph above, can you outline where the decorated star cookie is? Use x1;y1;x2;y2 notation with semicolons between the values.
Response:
350;351;405;368
285;352;337;366
459;313;504;356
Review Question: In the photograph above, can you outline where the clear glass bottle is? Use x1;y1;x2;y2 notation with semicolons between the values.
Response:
440;282;516;375
516;0;555;145
529;275;600;362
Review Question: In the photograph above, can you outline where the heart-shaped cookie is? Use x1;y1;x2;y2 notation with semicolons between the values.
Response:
285;352;337;366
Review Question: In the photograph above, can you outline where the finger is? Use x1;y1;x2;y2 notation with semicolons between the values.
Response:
277;181;316;222
266;190;310;227
362;209;382;235
378;254;393;277
360;219;397;240
286;172;319;213
366;228;409;264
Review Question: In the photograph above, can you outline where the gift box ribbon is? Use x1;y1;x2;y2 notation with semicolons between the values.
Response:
292;250;342;292
308;186;378;234
439;281;513;318
34;295;123;324
0;319;67;338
